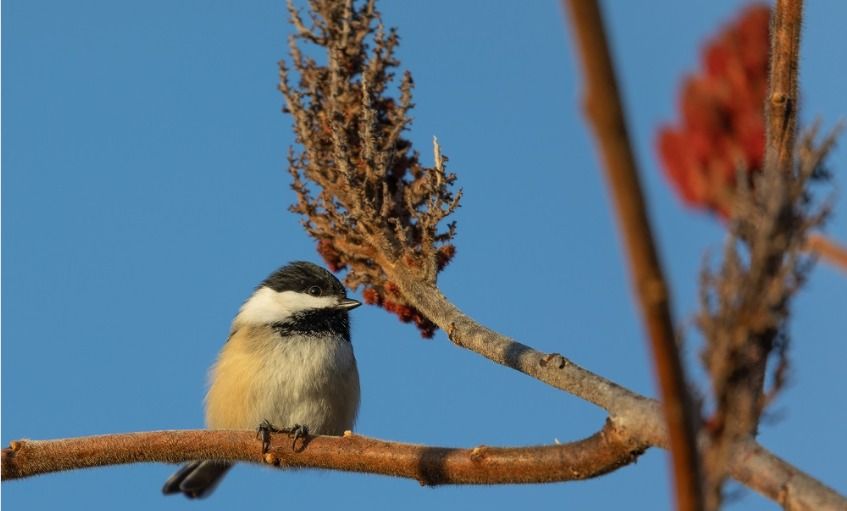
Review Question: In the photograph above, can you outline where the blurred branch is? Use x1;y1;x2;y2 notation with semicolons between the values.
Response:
694;3;840;508
2;424;647;484
561;1;703;510
698;125;834;510
710;193;845;274
765;0;803;176
806;233;847;273
729;439;847;511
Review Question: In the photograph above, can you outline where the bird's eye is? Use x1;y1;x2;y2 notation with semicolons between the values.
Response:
307;286;322;296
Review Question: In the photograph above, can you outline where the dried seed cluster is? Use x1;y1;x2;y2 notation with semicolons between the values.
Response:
279;0;461;337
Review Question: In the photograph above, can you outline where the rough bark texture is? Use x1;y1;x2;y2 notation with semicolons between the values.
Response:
2;424;647;485
765;0;803;177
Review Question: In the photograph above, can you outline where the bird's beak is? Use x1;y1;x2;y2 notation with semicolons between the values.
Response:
337;298;362;311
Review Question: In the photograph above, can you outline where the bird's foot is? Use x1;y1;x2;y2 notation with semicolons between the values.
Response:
256;419;281;453
284;424;309;451
255;421;310;452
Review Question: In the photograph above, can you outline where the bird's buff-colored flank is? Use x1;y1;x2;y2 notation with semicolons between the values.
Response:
205;324;359;434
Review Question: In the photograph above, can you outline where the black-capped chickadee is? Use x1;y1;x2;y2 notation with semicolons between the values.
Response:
162;261;362;498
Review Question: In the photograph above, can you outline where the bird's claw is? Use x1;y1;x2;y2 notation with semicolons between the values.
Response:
286;424;309;451
256;420;309;452
257;419;281;454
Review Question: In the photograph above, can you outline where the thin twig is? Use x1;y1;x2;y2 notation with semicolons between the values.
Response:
2;423;646;484
757;2;805;406
806;233;847;273
561;1;703;510
765;0;803;176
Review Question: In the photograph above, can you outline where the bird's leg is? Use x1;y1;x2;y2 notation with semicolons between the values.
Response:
256;421;310;452
256;419;281;453
286;424;309;451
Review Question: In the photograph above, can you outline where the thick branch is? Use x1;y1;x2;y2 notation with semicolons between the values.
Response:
386;268;847;511
2;423;646;484
561;1;703;510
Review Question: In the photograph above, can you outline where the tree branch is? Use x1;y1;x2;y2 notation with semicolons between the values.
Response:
765;0;803;177
7;275;843;510
385;267;847;511
2;423;647;484
390;267;665;440
806;233;847;273
729;438;847;511
561;1;703;510
698;2;807;506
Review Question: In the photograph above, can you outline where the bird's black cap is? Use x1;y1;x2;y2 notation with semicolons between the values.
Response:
263;262;356;339
261;261;347;298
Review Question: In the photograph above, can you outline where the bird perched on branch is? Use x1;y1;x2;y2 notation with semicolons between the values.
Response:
162;261;362;498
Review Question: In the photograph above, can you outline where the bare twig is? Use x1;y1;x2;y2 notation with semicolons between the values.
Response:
561;1;703;510
765;0;804;177
806;233;847;273
1;424;646;484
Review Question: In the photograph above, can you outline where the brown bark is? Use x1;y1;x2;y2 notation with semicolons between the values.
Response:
2;423;646;484
765;0;803;176
806;233;847;273
729;438;847;511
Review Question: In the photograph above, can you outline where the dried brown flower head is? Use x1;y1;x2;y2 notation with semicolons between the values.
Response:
279;0;462;337
695;123;837;508
653;5;841;505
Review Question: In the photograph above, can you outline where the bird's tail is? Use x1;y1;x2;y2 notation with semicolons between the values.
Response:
162;461;233;499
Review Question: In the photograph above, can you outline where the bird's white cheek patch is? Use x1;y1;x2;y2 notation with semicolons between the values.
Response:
276;290;339;313
236;287;339;325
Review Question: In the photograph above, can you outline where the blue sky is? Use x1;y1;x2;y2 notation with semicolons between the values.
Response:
3;1;845;510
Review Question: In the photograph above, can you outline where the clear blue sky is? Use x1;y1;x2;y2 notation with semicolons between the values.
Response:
3;1;845;509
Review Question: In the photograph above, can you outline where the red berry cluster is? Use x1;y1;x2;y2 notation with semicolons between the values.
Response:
656;4;771;217
317;239;345;272
362;282;437;338
435;245;456;272
317;238;452;338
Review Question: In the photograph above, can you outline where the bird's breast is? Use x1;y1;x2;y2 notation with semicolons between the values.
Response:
205;327;360;435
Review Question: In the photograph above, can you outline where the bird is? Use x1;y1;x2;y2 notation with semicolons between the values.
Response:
162;261;362;499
